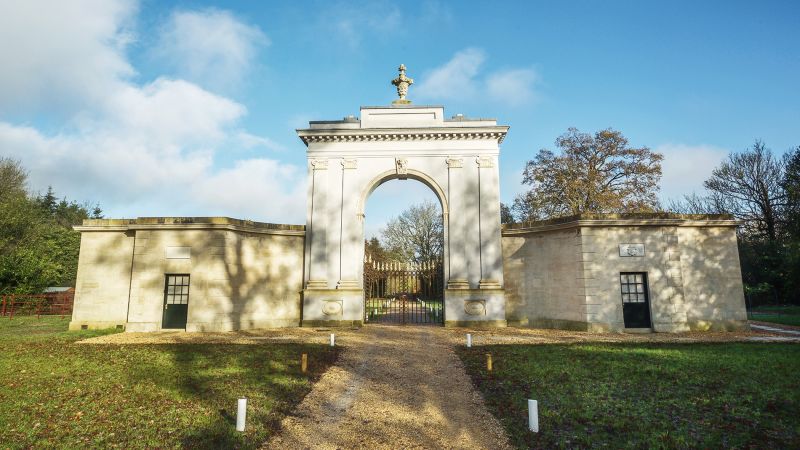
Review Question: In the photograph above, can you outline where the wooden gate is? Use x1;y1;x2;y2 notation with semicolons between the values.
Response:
363;256;444;325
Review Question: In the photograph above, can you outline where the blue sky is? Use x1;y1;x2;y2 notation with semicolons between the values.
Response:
1;0;798;238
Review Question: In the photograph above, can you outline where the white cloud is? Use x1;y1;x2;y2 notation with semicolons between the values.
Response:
415;48;539;107
320;1;403;48
487;69;539;106
0;1;305;224
194;159;306;222
153;9;268;92
236;132;287;152
107;78;246;145
415;48;486;100
657;143;729;200
0;0;136;116
314;1;455;49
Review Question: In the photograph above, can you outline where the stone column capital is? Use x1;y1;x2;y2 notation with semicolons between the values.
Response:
446;157;463;169
476;156;494;168
310;159;329;170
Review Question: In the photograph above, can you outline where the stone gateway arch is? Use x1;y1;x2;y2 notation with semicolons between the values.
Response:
298;104;509;327
68;66;749;333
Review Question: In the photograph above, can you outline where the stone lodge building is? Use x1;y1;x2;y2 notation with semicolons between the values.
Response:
70;70;748;333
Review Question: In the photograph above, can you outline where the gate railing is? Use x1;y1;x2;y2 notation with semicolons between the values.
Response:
363;256;444;300
0;293;74;319
365;294;443;324
363;255;443;324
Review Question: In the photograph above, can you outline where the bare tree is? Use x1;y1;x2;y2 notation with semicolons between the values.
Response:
704;141;786;241
0;157;27;202
513;127;662;221
380;200;443;263
781;146;800;238
665;192;729;215
500;202;515;224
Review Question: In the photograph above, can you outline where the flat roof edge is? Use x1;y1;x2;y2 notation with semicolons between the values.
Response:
75;217;306;235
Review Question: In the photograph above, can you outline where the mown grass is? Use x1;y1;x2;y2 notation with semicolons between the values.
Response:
458;343;800;449
0;316;338;449
750;305;800;327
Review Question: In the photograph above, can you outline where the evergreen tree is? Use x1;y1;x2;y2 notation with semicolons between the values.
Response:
0;160;101;294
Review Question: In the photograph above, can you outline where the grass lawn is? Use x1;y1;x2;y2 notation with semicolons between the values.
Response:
0;316;338;449
458;343;800;449
750;305;800;327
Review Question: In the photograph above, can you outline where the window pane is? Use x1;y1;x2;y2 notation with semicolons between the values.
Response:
636;285;644;293
165;275;190;306
622;285;629;293
622;294;629;302
635;274;643;283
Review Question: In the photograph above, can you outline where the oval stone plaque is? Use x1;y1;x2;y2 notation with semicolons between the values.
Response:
322;301;343;316
464;300;486;316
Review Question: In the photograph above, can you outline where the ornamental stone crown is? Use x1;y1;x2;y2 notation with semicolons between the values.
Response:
296;65;509;146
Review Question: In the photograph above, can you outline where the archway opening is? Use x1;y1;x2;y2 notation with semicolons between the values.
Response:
362;178;445;325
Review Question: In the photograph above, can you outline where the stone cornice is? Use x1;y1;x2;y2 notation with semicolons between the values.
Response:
74;217;306;236
296;126;509;146
501;215;741;236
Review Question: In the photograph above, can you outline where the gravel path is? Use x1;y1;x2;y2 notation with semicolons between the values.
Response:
748;323;800;341
263;325;512;450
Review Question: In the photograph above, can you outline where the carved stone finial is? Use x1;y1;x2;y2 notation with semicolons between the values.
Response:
391;64;413;105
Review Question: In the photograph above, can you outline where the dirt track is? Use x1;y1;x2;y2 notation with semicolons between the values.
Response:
260;325;510;449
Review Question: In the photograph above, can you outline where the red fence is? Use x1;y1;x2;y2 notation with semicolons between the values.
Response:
0;293;74;319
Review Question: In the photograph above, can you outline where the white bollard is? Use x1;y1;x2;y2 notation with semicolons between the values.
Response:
330;333;335;347
466;333;472;348
236;397;247;432
528;399;539;432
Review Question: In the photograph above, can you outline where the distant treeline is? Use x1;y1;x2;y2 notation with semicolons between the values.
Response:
0;157;102;294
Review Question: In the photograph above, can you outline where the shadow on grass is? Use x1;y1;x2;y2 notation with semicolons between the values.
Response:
132;343;339;450
458;342;800;449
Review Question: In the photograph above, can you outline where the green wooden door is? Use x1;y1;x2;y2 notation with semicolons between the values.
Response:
162;274;190;329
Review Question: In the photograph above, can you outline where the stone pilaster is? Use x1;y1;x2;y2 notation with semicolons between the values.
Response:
306;158;328;289
656;226;689;332
337;159;361;289
446;157;469;289
477;156;503;289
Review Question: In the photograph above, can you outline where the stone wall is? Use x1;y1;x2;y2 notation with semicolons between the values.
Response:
502;228;586;329
72;214;749;333
70;218;305;332
502;214;748;332
70;230;135;329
